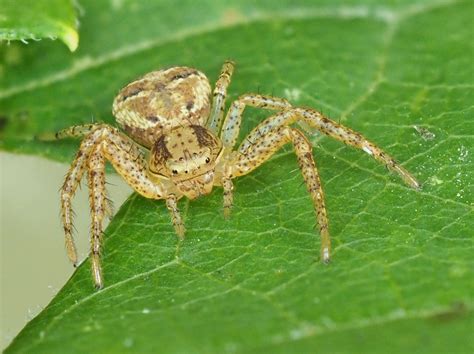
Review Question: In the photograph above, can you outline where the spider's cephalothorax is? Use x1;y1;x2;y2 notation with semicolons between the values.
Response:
56;61;420;289
148;125;223;199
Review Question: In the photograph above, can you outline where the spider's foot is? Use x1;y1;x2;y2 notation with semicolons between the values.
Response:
321;246;331;264
392;165;422;190
91;254;104;290
65;234;78;266
410;177;422;191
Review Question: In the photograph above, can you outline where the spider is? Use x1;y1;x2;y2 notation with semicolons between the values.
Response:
56;60;420;289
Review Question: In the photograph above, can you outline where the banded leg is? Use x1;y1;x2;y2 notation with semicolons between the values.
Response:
166;194;185;238
295;108;420;189
291;129;330;262
101;127;164;199
239;108;420;189
60;125;166;288
221;94;292;148
219;94;292;213
84;128;166;288
229;126;331;262
60;127;106;265
55;123;101;139
87;143;107;289
207;60;235;133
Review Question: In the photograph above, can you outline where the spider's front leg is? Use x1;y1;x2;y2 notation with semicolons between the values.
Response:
222;95;420;189
218;94;293;217
89;128;175;289
226;126;331;263
61;124;171;289
294;108;421;189
221;94;292;148
59;125;107;266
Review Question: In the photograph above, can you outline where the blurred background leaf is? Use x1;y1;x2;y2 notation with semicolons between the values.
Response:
0;0;79;51
1;0;473;353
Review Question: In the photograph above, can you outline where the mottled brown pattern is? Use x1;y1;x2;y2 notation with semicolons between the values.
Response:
112;67;211;147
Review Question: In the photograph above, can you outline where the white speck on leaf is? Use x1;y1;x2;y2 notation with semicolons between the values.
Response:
427;176;443;185
458;145;468;161
450;265;468;277
283;88;301;101
123;337;134;348
289;322;317;340
284;26;294;36
111;0;124;10
224;342;238;353
142;308;151;314
320;316;336;329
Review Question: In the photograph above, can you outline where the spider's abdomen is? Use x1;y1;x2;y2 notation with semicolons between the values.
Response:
112;67;212;148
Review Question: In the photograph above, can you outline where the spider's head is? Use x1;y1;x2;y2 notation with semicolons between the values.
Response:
148;125;223;199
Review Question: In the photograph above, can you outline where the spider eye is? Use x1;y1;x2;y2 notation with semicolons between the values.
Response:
205;157;211;163
172;169;178;175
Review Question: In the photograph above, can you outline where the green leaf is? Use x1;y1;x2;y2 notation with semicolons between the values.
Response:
2;0;473;353
0;0;78;51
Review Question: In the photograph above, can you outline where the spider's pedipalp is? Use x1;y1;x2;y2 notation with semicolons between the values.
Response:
166;194;185;238
222;176;234;219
